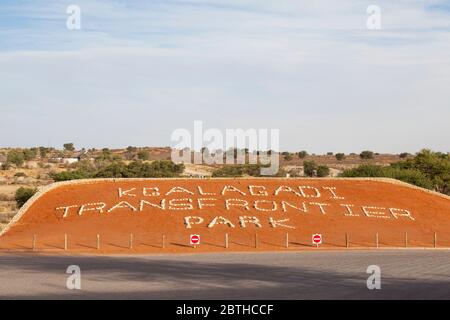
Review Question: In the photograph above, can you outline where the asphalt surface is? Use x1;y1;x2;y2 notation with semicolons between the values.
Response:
0;250;449;299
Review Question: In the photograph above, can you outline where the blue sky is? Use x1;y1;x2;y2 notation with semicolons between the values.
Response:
0;0;449;153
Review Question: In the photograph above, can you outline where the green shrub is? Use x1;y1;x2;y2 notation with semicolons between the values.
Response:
15;187;37;208
387;168;434;190
359;150;374;160
408;149;450;194
341;164;385;177
39;147;51;158
95;162;129;178
63;143;75;152
211;164;282;177
340;164;435;191
303;161;317;177
94;148;122;162
335;153;346;161
212;166;245;177
399;152;410;159
7;150;25;167
23;149;37;161
50;160;185;181
317;165;330;177
50;170;93;181
137;150;150;161
298;151;308;159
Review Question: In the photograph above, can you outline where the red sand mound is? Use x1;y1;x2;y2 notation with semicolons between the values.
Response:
1;178;449;254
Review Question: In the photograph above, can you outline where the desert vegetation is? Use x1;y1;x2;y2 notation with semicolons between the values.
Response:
359;150;374;160
15;187;37;208
211;164;290;177
50;160;185;181
341;150;450;195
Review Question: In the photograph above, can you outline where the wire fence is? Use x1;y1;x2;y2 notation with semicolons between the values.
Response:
1;230;449;253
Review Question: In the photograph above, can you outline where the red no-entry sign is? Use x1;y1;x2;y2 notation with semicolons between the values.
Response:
312;234;322;245
190;234;201;245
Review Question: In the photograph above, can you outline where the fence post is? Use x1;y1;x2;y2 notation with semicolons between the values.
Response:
345;233;349;248
286;233;289;249
96;234;100;250
255;233;258;249
405;232;408;248
225;233;229;249
130;233;133;249
64;234;68;251
434;232;437;248
162;234;165;249
32;234;36;251
375;232;379;248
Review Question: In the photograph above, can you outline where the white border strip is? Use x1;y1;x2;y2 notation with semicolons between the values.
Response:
1;177;449;237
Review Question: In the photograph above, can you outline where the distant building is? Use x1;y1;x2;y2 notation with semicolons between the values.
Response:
50;151;85;164
62;157;80;165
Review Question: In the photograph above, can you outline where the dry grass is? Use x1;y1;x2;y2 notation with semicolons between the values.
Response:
0;211;16;224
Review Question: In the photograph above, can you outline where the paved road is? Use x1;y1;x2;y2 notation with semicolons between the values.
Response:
0;250;449;299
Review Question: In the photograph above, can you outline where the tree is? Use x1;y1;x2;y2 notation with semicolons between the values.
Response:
284;154;293;161
317;165;330;177
399;152;410;159
137;150;150;161
360;150;374;160
7;150;24;167
335;153;346;161
340;164;434;191
303;161;317;177
39;147;50;158
298;151;308;159
94;148;121;162
407;149;450;195
63;143;75;152
23;148;37;161
15;187;37;208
